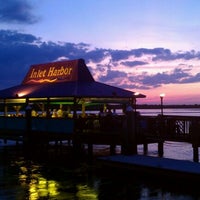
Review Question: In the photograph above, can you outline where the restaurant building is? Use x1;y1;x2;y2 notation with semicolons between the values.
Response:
0;58;146;144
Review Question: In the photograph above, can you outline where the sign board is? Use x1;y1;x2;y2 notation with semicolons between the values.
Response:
22;60;79;84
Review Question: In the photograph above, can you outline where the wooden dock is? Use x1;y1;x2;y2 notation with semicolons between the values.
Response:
97;155;200;182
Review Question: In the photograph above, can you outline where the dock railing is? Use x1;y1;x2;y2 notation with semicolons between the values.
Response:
0;116;74;143
139;115;193;141
0;114;199;144
1;114;200;158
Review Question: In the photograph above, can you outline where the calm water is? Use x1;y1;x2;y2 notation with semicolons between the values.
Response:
138;107;200;116
1;108;200;200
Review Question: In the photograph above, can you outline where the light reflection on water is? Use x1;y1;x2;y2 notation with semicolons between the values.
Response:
0;144;99;200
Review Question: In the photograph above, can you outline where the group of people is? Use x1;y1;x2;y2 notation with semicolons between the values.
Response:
98;107;117;117
30;106;72;118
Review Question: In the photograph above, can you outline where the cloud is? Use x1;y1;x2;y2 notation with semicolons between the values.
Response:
99;70;127;82
152;49;200;61
141;68;191;88
1;29;200;92
120;60;148;67
0;0;39;24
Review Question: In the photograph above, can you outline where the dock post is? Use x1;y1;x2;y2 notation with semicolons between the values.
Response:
191;119;200;162
158;141;164;157
193;146;199;162
24;104;32;152
121;107;137;155
157;115;164;157
143;142;148;154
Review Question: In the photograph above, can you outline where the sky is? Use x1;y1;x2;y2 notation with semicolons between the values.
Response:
1;0;200;104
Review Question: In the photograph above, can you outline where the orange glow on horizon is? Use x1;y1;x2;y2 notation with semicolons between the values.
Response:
136;83;200;105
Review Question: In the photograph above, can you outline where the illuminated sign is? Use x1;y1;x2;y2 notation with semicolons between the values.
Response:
22;60;78;84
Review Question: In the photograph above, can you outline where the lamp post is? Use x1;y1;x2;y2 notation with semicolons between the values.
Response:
160;93;165;115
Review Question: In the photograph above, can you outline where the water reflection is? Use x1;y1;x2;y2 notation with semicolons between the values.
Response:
16;160;98;199
0;143;200;199
18;162;59;199
0;145;99;200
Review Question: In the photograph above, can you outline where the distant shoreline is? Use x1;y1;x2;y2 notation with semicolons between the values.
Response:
137;104;200;109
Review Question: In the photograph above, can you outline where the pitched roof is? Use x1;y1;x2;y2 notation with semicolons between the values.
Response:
0;59;146;99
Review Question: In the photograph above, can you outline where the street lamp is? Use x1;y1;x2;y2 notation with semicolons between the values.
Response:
160;93;165;115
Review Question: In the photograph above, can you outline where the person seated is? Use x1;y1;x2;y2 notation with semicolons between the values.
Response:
57;108;63;117
31;109;37;117
52;109;58;118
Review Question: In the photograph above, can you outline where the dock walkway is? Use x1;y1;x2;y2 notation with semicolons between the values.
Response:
98;155;200;181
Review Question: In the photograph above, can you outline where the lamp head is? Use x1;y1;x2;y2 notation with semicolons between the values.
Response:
160;93;165;98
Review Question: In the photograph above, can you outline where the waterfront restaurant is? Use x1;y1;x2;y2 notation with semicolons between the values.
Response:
0;58;146;143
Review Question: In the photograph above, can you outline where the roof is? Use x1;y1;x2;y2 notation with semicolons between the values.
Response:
0;59;146;99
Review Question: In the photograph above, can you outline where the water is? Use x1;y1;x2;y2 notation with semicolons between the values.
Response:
138;107;200;116
1;141;198;200
1;109;200;200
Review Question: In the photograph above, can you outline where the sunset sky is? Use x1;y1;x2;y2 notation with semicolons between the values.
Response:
1;0;200;104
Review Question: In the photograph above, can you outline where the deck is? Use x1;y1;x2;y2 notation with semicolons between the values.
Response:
97;154;200;182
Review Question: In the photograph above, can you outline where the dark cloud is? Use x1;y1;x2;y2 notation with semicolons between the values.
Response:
85;48;108;63
152;49;200;61
110;50;133;61
0;30;39;44
119;83;150;90
0;0;39;24
131;48;169;57
120;60;148;67
109;48;172;62
180;72;200;84
141;68;191;87
99;70;127;82
107;48;186;62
